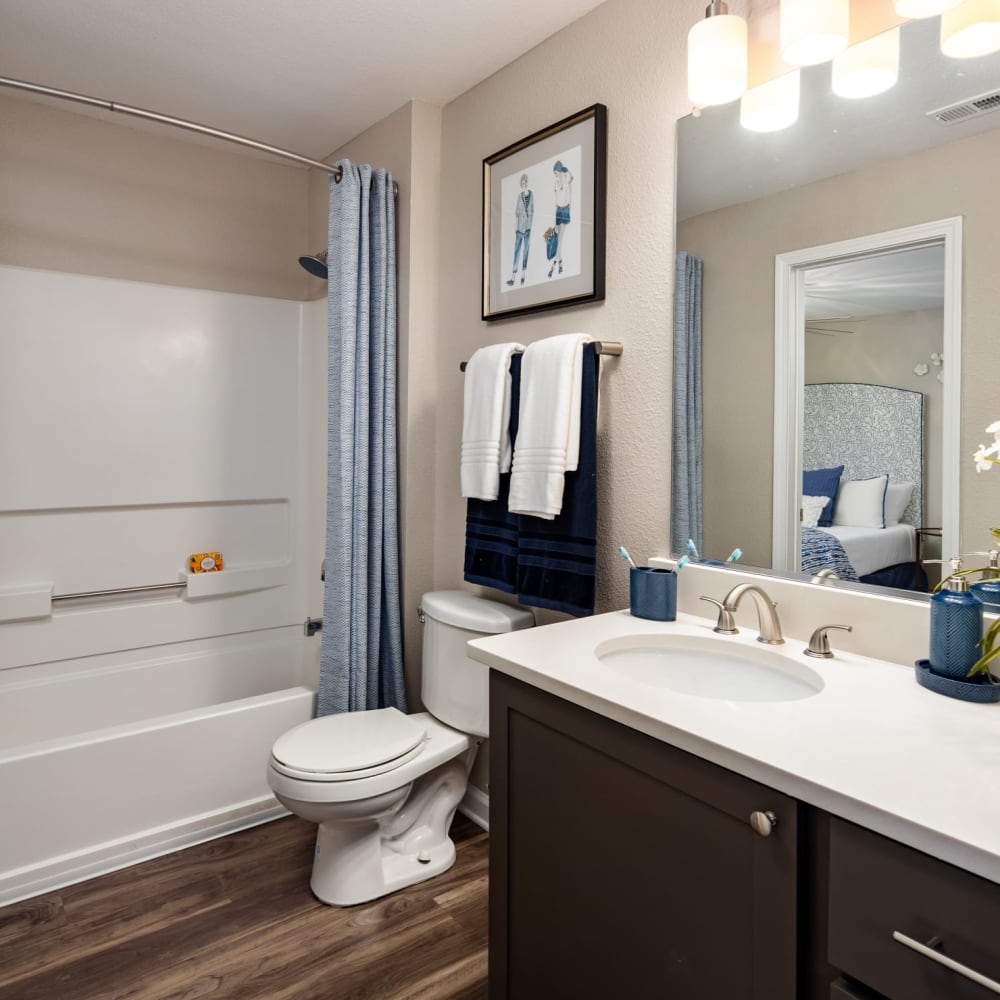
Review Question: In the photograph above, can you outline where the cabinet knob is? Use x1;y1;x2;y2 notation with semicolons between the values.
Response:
750;810;778;837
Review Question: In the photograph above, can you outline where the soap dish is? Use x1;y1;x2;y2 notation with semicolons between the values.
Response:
914;659;1000;704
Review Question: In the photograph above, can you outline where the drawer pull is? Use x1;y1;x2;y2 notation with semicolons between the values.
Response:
892;931;1000;995
749;810;777;837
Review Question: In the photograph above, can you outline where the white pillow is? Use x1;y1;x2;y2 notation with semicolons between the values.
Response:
801;495;829;529
832;475;889;528
884;482;915;526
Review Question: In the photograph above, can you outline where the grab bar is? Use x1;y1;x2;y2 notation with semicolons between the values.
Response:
52;581;187;602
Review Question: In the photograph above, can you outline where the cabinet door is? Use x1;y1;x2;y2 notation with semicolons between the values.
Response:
489;672;799;1000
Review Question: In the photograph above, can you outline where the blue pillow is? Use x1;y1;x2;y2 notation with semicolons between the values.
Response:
802;465;844;527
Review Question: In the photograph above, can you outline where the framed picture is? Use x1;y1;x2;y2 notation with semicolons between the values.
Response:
482;104;607;322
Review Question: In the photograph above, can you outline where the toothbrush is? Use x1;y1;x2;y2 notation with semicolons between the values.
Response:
686;539;700;560
727;548;743;563
618;546;638;570
676;555;690;570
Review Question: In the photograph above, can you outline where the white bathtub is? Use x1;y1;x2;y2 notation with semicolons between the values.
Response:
0;627;316;905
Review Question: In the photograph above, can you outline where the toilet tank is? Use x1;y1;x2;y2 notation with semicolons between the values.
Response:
419;590;534;738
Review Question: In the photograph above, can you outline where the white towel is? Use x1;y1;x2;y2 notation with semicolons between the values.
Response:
461;342;525;500
508;333;592;519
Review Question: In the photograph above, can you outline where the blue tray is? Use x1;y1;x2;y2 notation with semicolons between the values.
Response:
915;659;1000;704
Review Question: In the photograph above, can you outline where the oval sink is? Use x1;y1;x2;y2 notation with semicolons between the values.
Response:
595;634;824;702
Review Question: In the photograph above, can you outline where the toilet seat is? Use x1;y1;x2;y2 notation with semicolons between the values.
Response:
270;707;428;782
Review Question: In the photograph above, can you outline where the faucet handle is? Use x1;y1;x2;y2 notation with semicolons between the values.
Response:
700;596;738;635
804;624;852;659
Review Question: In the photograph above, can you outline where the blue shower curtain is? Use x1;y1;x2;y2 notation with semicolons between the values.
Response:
318;161;406;715
671;252;703;556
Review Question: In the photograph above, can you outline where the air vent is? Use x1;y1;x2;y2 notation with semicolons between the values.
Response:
928;89;1000;126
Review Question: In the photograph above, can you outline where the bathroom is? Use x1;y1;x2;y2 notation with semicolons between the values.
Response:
3;0;1000;996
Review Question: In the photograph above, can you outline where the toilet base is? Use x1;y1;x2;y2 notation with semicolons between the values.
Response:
311;826;458;906
308;756;470;906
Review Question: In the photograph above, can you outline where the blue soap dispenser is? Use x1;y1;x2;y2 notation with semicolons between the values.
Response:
929;557;984;681
970;549;1000;613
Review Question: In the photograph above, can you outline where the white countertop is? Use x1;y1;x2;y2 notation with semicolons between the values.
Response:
469;609;1000;885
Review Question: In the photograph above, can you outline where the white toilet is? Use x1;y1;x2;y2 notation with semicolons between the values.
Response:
267;590;534;906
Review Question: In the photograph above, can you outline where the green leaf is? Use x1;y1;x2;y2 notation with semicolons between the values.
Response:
968;645;1000;681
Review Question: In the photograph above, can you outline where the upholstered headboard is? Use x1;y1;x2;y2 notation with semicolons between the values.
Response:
803;383;923;527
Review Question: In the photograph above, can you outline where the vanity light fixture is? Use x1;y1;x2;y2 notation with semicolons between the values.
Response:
780;0;850;66
687;1;748;106
740;70;801;132
832;27;901;98
893;0;963;16
940;0;1000;57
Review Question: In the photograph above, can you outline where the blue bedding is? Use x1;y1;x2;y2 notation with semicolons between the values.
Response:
801;527;859;582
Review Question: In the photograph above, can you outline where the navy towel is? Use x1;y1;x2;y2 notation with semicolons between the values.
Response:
463;355;522;593
515;343;598;617
464;346;598;616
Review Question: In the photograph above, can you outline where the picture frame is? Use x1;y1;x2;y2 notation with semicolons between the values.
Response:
482;104;607;322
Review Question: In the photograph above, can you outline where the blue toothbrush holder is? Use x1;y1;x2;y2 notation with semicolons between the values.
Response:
630;567;677;622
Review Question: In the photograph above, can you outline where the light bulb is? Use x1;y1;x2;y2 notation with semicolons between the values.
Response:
688;9;748;106
941;0;1000;58
893;0;963;16
832;28;900;99
740;71;801;132
781;0;850;66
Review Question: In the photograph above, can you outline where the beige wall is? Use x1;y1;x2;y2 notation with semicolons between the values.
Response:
0;92;311;299
805;309;945;526
435;0;705;621
679;127;1000;567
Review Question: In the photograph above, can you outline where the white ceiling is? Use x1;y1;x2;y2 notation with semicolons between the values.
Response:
0;0;610;162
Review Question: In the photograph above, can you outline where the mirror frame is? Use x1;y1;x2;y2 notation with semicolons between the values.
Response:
772;216;964;574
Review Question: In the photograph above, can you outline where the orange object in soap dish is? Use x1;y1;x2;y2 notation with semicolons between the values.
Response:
189;552;223;573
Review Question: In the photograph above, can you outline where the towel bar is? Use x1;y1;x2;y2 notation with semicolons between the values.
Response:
459;340;622;372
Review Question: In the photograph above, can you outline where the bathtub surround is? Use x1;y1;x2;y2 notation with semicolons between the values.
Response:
0;267;321;904
320;162;405;715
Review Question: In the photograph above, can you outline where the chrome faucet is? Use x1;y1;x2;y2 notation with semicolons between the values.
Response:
720;583;784;645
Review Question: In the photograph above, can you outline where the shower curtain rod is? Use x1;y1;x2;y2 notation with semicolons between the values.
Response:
0;76;397;193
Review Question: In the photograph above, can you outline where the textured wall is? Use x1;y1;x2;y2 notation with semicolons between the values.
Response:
435;0;707;620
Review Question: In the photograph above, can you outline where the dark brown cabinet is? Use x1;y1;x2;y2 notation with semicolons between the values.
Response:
489;672;800;1000
489;672;1000;1000
828;817;1000;999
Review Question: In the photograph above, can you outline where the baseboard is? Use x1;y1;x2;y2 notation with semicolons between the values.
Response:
458;784;489;831
0;797;288;907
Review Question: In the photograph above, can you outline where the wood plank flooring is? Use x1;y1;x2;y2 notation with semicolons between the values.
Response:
0;814;488;1000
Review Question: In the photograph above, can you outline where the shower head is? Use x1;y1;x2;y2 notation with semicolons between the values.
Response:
299;249;328;279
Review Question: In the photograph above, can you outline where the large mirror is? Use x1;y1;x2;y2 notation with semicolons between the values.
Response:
675;14;1000;595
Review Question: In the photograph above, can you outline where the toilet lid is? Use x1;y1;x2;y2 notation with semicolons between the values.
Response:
270;707;427;777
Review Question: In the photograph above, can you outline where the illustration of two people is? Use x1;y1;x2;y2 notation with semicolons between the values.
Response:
506;160;573;287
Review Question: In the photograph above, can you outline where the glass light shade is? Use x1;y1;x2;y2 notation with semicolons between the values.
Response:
832;28;900;98
893;0;963;16
941;0;1000;57
740;71;801;132
688;14;748;106
780;0;850;66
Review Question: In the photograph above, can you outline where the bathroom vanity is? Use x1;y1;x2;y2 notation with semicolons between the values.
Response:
470;591;1000;1000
